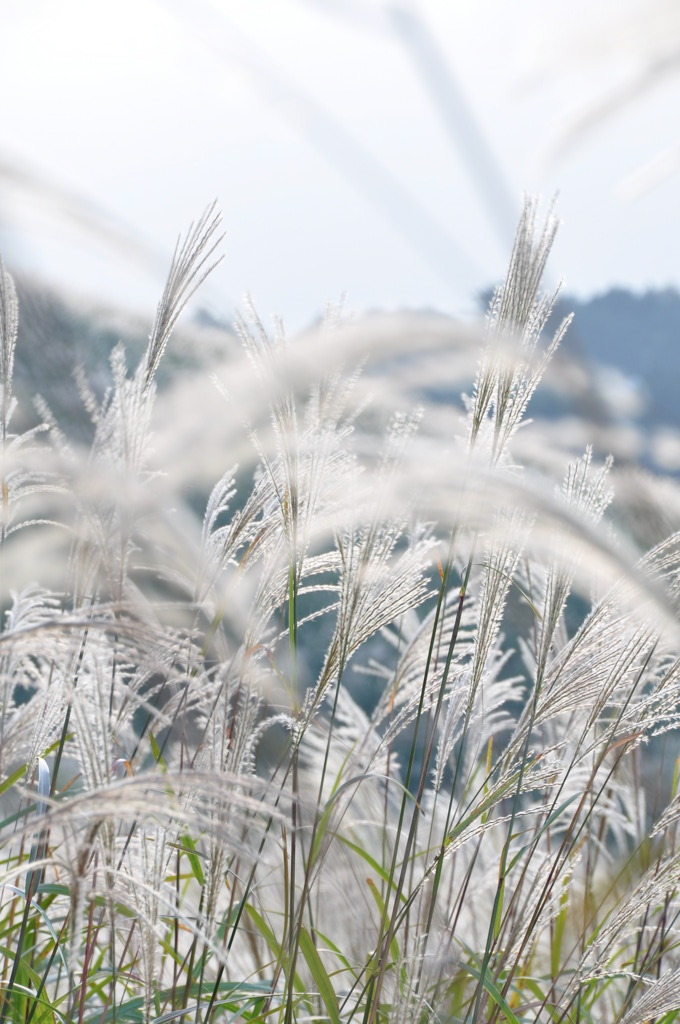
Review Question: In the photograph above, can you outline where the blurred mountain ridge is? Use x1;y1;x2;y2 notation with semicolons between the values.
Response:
10;273;235;440
9;272;680;446
563;286;680;431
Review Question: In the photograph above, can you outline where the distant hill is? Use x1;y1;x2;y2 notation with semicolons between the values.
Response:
10;273;680;448
554;286;680;431
11;274;234;440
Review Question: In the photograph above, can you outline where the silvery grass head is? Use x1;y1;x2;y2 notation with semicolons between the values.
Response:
1;197;680;1024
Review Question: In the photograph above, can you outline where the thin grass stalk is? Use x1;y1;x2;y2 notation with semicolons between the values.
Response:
1;765;48;1021
527;639;663;978
282;515;302;1024
364;550;473;1024
494;645;659;1016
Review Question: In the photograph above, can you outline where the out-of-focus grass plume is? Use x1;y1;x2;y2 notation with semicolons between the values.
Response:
2;199;680;1023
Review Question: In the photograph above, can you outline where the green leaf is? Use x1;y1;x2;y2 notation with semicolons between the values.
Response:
84;995;144;1022
309;927;358;984
175;833;205;886
550;881;570;981
298;926;341;1024
149;732;165;770
366;879;401;970
34;884;70;898
518;977;562;1022
243;904;305;994
0;762;28;798
7;973;67;1024
336;835;408;904
462;962;522;1024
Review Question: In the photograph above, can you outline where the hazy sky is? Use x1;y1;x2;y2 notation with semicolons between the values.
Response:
1;0;678;329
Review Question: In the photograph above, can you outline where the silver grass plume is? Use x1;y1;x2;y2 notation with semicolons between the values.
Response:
0;260;52;553
0;255;18;445
69;204;223;607
143;201;223;391
3;195;680;1023
618;967;680;1024
467;195;572;464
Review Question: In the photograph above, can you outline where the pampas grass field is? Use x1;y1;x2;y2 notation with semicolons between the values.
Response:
2;197;680;1024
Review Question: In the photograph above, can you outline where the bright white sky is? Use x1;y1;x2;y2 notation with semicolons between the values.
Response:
1;0;679;330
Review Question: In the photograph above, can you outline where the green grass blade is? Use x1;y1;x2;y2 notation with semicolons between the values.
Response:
462;962;522;1024
298;925;341;1024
